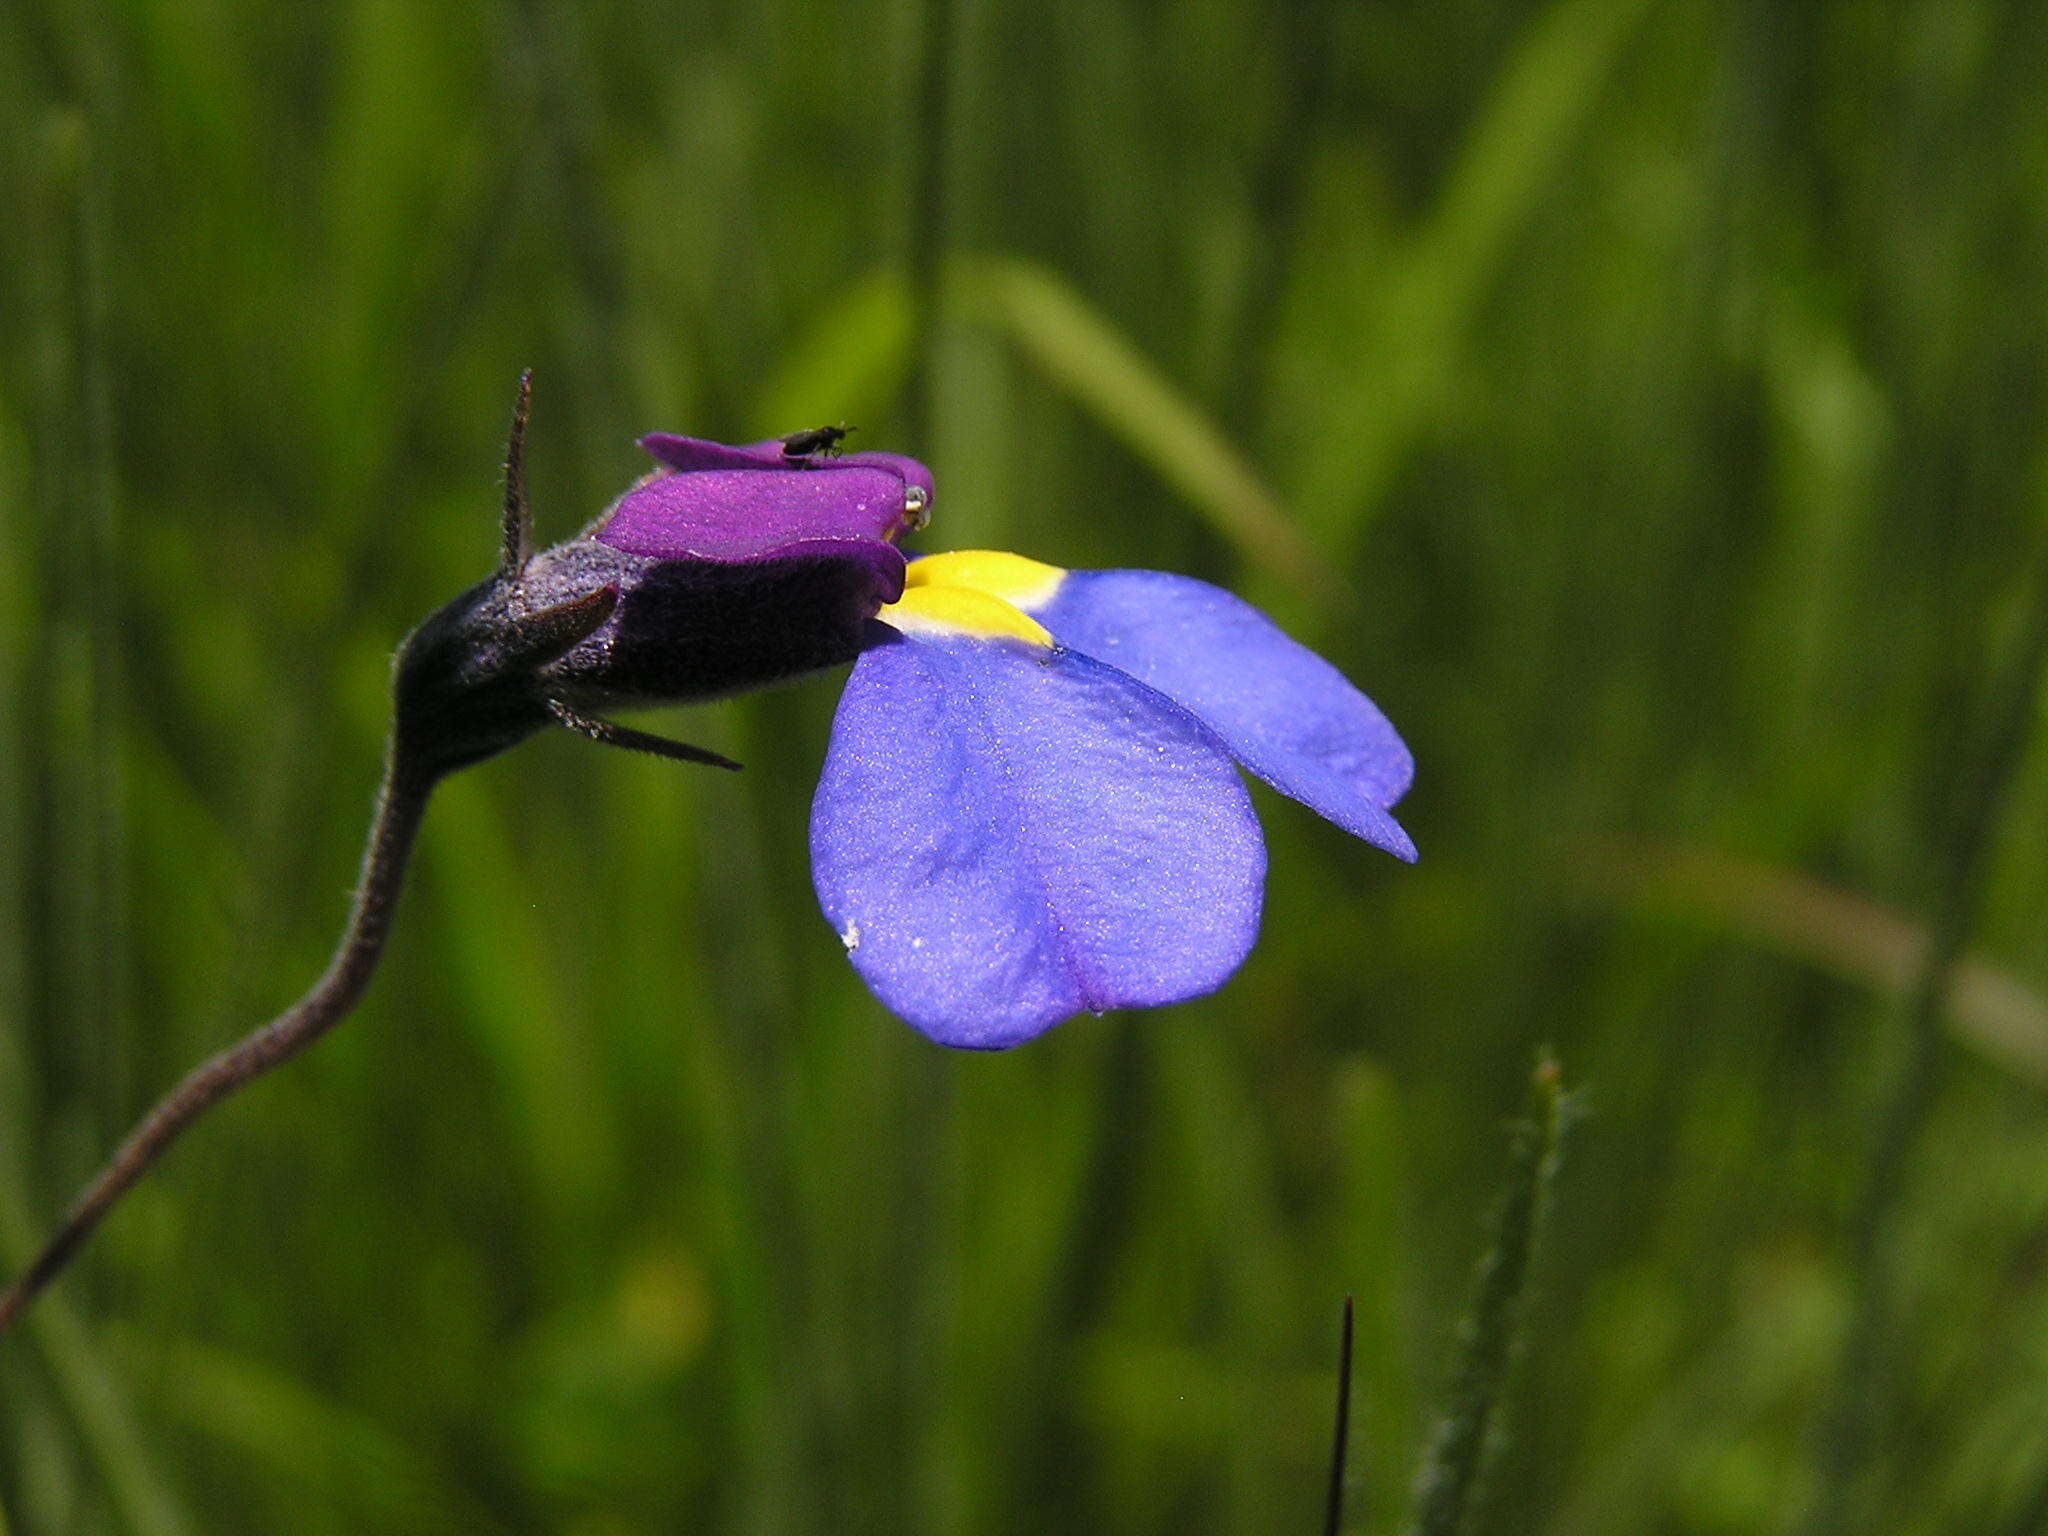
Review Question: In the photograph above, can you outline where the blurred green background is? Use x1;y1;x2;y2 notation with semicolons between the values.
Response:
7;0;2048;1530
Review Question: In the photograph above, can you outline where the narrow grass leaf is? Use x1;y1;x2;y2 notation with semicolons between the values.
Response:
958;254;1330;590
1596;841;2048;1091
1289;0;1655;553
749;269;917;443
1325;1295;1356;1536
1408;1054;1574;1536
0;1177;194;1536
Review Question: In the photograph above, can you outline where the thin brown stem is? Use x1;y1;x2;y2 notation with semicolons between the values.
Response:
0;747;436;1340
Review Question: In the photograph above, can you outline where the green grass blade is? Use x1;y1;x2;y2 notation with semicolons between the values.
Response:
1798;530;2048;1536
0;1181;194;1536
1408;1055;1573;1536
1288;0;1655;553
959;254;1330;589
748;270;917;443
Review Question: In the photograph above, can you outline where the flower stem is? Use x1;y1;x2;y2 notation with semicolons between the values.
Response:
1406;1054;1572;1536
0;747;435;1341
1797;542;2048;1536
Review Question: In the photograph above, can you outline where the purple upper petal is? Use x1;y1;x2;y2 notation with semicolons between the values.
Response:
811;627;1265;1048
833;451;934;501
1030;569;1416;861
609;435;931;573
599;464;916;571
639;433;789;473
638;434;935;502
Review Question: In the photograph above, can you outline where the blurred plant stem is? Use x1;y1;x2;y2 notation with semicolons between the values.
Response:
901;0;956;458
1798;534;2048;1536
1292;0;1652;558
958;256;1333;597
0;1174;193;1536
0;759;433;1340
1594;842;2048;1089
1407;1054;1572;1536
0;103;190;1536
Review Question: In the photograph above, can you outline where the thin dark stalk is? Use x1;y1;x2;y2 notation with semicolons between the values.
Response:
1325;1295;1357;1536
0;750;435;1340
1407;1055;1571;1536
1798;543;2048;1536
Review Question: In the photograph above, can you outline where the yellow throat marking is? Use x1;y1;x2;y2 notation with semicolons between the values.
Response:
880;551;1067;646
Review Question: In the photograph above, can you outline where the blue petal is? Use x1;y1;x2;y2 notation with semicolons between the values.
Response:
811;629;1266;1048
1032;570;1417;860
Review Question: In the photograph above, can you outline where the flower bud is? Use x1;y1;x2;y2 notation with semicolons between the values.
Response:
391;424;931;781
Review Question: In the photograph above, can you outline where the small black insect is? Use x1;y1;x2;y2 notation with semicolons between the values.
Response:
779;422;855;460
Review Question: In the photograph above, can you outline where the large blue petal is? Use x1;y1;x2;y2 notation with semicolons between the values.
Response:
1031;570;1416;860
811;629;1266;1048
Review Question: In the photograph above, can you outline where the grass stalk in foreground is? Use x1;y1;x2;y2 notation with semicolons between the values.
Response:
1406;1054;1572;1536
1798;537;2048;1536
1325;1296;1356;1536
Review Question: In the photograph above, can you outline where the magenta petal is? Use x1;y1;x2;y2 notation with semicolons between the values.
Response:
599;467;914;564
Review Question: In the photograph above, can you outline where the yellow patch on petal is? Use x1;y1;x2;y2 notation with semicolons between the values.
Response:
881;584;1054;646
905;550;1067;611
880;549;1069;645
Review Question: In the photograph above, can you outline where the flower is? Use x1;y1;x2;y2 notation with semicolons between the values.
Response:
393;424;928;777
813;549;1414;1048
524;431;931;711
0;397;1419;1335
405;416;1413;1048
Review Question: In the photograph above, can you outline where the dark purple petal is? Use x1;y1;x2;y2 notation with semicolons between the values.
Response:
1032;569;1416;860
599;466;914;565
811;628;1265;1048
527;540;906;706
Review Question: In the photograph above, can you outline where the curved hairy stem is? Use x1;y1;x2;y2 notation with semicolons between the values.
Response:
0;747;435;1340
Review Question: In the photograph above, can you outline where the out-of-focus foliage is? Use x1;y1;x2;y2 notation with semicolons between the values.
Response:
6;0;2048;1531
